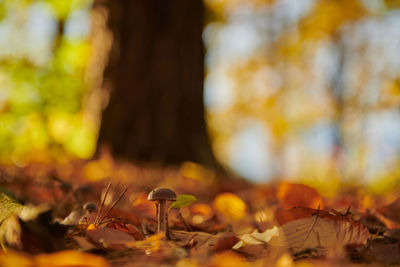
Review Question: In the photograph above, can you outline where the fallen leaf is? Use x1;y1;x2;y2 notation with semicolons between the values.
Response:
276;206;352;225
233;226;280;249
209;252;250;267
277;182;323;210
269;215;370;251
73;236;97;250
0;250;32;267
19;209;68;253
364;237;400;264
85;226;136;249
377;197;400;228
0;193;23;224
0;216;22;249
126;232;166;254
213;234;240;252
35;250;110;267
107;222;145;240
0;250;110;267
190;203;213;217
213;193;246;221
235;208;369;255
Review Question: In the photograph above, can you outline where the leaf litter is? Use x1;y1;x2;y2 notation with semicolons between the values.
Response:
0;160;400;266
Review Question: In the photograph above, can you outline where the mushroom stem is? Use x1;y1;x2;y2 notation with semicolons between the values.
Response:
157;199;167;233
148;187;176;239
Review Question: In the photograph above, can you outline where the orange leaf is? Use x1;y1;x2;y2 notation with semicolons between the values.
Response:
277;182;323;210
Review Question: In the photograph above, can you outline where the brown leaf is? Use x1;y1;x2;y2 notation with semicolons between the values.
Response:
377;197;400;228
365;238;400;264
270;215;370;252
107;222;145;240
235;208;370;255
214;234;240;252
85;226;135;249
276;207;352;225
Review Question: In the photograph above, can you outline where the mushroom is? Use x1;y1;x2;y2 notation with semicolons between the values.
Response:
83;202;98;214
148;187;177;238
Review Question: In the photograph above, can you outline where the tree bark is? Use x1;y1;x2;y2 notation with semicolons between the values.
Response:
98;0;220;169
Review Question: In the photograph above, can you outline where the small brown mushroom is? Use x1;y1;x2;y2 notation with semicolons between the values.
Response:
148;187;177;238
83;202;98;214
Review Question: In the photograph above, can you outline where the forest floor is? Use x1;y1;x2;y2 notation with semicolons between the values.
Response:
0;156;400;266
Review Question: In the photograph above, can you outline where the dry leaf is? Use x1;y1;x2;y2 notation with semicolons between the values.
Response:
214;234;240;252
35;250;109;267
108;222;145;240
209;252;250;267
365;238;400;264
0;250;32;267
377;198;400;228
235;208;369;255
269;215;370;252
277;182;323;210
0;216;22;249
85;227;135;249
233;226;280;248
276;207;352;225
0;250;109;267
0;194;23;224
213;193;246;221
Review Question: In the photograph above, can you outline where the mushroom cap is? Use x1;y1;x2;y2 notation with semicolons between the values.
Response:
83;202;98;214
148;187;177;201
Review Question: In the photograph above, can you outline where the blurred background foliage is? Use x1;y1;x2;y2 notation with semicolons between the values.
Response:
0;0;105;164
203;0;400;194
1;0;400;193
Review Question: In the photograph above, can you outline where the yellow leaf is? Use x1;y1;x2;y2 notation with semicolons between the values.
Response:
210;252;250;267
0;250;32;267
34;250;109;267
213;193;246;221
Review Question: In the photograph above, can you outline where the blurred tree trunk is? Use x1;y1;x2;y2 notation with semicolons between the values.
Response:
97;0;220;169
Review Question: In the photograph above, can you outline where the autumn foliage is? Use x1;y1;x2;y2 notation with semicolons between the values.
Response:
0;159;399;266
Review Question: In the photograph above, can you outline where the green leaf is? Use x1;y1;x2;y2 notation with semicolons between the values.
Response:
168;194;197;211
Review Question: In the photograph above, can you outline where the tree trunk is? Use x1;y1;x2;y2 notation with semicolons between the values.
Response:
98;0;220;169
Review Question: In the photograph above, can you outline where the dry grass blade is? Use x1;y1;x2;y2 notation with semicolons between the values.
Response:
94;182;112;226
98;187;128;224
